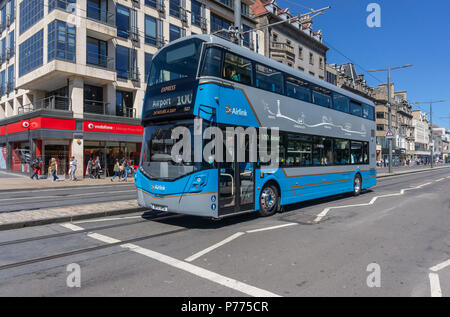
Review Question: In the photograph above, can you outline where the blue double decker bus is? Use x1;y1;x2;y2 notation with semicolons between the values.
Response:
135;35;377;218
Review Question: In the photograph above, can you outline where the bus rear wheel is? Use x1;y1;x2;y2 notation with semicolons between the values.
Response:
259;185;279;217
353;174;362;196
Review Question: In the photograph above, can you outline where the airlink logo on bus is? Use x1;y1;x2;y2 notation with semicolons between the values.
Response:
151;184;166;191
225;106;247;117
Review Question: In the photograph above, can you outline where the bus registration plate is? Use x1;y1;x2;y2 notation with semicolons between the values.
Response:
151;204;168;212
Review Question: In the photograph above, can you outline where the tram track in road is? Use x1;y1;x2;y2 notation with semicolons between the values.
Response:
0;226;190;272
0;212;182;247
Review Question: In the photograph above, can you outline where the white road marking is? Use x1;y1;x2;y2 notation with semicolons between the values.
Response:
87;232;122;244
60;223;84;231
73;216;142;224
314;181;435;223
429;273;442;297
0;190;135;202
430;259;450;272
185;232;245;262
61;224;280;297
435;178;445;182
246;223;298;233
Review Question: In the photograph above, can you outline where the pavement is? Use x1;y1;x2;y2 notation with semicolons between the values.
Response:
0;170;135;192
0;167;449;296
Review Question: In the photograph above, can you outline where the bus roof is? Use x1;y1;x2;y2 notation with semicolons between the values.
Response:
163;34;376;107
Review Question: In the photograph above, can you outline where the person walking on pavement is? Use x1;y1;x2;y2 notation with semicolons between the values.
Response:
30;158;39;180
69;156;77;181
50;157;59;182
87;158;93;178
111;159;121;182
123;159;130;182
94;156;102;179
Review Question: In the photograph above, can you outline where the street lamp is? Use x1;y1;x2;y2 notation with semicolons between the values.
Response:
368;64;413;173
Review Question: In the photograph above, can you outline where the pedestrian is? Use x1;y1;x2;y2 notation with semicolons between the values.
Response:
50;157;59;182
111;159;120;182
87;158;93;178
69;156;77;181
119;158;125;181
123;159;130;182
30;158;40;180
94;156;101;179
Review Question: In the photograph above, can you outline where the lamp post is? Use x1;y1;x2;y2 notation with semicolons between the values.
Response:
368;64;413;173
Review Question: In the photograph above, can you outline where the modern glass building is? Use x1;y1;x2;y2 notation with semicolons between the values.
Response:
0;0;257;177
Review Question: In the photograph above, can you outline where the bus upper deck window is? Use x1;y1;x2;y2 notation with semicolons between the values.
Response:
222;52;253;85
201;47;222;77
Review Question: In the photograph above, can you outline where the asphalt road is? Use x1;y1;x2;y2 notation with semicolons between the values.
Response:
0;168;449;297
0;184;137;213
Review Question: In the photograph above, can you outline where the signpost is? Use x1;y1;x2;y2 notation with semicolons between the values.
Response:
385;129;395;139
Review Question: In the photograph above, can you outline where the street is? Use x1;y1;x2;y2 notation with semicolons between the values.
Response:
0;168;449;297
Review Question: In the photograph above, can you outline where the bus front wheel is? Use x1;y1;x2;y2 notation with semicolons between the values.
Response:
353;174;362;196
259;185;279;217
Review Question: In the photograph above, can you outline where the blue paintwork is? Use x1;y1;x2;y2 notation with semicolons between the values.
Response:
136;81;377;215
135;168;218;198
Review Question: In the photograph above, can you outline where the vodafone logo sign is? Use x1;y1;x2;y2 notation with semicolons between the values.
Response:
88;123;94;130
22;121;30;128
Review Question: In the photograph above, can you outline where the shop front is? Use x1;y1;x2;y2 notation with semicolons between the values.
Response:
0;116;143;178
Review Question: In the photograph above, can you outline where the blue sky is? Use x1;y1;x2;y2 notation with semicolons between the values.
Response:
277;0;450;128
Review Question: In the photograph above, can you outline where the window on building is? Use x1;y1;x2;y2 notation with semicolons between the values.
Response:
309;52;314;65
48;20;76;63
145;15;163;46
49;0;75;13
210;14;231;40
309;71;315;76
222;52;252;85
87;0;108;23
0;70;5;95
84;84;104;114
145;52;153;82
7;64;13;91
243;24;251;48
8;30;14;57
255;64;283;94
86;37;107;68
169;0;180;18
333;93;349;113
169;24;181;42
298;46;303;60
19;29;43;77
272;33;278;42
116;45;129;79
376;112;385;119
19;0;44;34
116;90;133;117
145;0;157;8
286;76;311;103
116;4;130;38
191;0;203;26
1;38;5;62
319;57;324;69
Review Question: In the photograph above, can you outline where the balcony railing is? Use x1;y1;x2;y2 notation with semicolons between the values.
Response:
270;42;295;55
86;52;114;70
84;100;110;115
86;2;115;26
118;107;137;118
18;96;72;115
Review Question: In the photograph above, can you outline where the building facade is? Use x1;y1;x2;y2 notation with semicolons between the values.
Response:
251;0;328;79
412;110;430;162
0;0;257;177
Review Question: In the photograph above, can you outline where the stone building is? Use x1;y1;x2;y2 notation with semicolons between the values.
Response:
251;0;328;79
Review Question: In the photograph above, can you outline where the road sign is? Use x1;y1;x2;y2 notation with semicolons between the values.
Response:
385;129;395;139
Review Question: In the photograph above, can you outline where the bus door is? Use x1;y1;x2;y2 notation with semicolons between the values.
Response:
218;142;255;216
